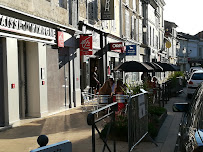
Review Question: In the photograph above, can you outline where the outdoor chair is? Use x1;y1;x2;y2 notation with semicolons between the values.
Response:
81;92;98;112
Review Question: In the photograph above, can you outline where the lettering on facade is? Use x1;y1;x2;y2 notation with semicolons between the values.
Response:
0;14;56;40
112;43;122;49
105;0;111;11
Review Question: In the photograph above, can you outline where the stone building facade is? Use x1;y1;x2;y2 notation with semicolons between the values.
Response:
0;1;81;126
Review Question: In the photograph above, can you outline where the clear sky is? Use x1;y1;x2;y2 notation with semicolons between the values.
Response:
164;0;203;35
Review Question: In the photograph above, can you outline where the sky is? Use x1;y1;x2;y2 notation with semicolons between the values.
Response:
164;0;203;35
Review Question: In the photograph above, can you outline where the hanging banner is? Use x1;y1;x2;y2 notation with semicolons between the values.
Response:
80;35;92;51
126;45;136;55
101;0;114;20
57;31;64;47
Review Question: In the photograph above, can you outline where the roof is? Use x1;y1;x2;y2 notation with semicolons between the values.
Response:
177;32;199;40
164;20;178;28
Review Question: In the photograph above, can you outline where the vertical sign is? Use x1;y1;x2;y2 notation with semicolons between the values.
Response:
101;0;114;20
80;35;93;55
57;31;64;47
80;35;92;50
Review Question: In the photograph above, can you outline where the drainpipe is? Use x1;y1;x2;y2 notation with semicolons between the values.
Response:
120;0;122;38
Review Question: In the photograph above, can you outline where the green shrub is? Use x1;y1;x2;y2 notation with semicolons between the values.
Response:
148;106;167;116
168;71;184;80
148;122;159;138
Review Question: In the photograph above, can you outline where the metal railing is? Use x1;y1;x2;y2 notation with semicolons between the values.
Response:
128;91;150;151
87;102;118;152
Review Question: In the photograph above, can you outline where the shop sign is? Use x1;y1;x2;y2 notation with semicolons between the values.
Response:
101;0;114;20
109;42;123;52
165;41;171;48
80;35;92;51
57;31;64;47
126;45;136;55
0;14;56;40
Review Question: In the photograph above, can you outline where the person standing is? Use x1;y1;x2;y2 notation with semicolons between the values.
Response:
91;66;100;94
109;77;115;95
113;79;126;111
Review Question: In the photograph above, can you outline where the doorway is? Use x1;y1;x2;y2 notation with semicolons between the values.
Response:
18;41;28;119
0;38;4;126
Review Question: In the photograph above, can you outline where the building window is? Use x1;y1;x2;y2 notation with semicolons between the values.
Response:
88;0;98;24
156;36;158;49
199;47;202;58
126;0;129;7
46;0;51;2
59;0;67;9
153;28;154;47
125;10;130;38
133;0;136;11
111;5;116;31
131;16;136;40
149;26;151;46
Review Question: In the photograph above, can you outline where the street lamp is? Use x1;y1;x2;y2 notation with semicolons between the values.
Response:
143;25;147;33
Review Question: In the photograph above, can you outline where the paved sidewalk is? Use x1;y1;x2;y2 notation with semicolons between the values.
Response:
133;89;188;152
0;89;188;152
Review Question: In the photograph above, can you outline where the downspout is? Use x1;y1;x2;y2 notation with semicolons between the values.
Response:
120;0;122;38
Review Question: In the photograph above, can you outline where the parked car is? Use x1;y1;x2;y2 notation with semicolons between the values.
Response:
188;67;203;77
189;67;203;73
173;82;203;152
187;70;203;98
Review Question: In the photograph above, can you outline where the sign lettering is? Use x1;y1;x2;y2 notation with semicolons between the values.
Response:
57;31;64;47
0;14;56;40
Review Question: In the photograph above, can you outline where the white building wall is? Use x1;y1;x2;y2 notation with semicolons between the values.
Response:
3;37;20;125
26;42;48;118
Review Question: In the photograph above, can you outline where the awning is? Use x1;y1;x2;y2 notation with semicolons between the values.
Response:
114;61;154;72
156;62;180;71
144;62;163;72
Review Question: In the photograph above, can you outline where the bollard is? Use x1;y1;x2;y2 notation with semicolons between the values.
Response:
37;135;49;147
